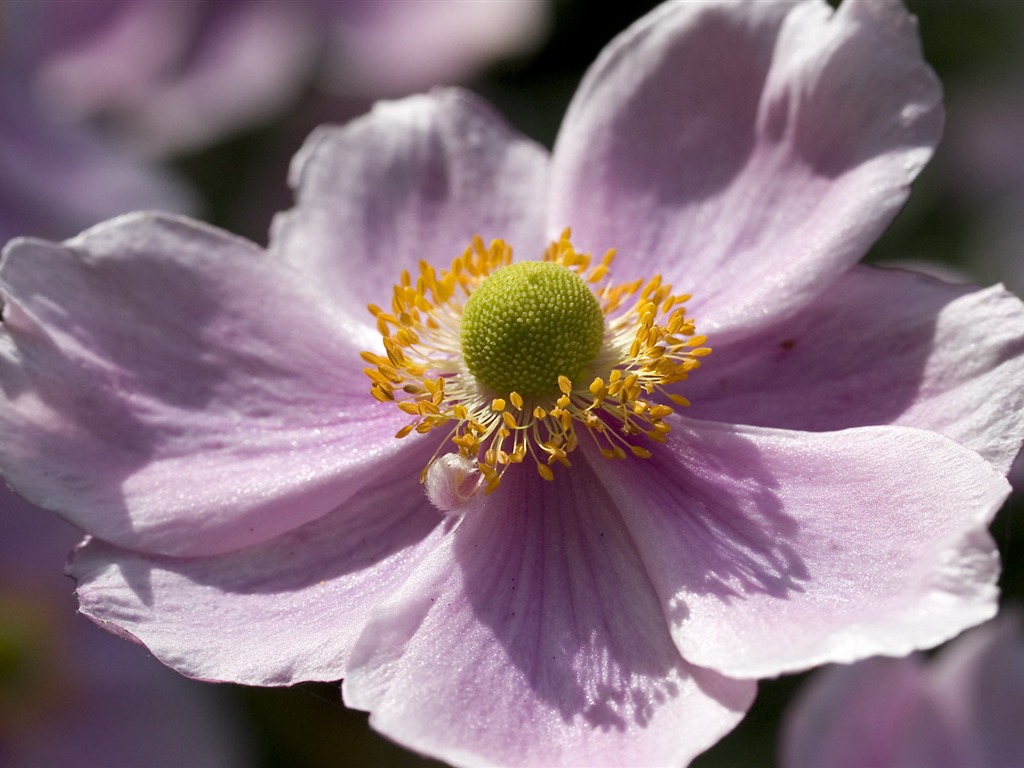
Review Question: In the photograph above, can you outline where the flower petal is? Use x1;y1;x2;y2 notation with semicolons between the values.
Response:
0;213;410;556
343;463;754;767
70;458;443;686
593;418;1006;679
551;0;942;335
270;88;550;328
685;265;1024;473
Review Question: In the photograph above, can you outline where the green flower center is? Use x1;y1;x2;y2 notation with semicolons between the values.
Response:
460;261;605;397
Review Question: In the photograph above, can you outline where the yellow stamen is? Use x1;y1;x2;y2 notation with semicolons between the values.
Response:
361;230;710;496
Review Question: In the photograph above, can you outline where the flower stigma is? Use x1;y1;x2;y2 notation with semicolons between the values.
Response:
361;230;711;497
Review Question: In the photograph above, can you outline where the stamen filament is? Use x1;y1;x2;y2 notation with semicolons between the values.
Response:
362;230;710;497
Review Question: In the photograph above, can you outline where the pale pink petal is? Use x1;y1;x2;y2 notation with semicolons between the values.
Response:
594;418;1006;679
70;458;444;686
551;0;941;336
269;88;549;329
0;213;411;557
343;464;754;767
685;265;1024;473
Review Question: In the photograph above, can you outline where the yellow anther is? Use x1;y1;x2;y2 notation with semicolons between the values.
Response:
371;386;394;402
361;231;708;496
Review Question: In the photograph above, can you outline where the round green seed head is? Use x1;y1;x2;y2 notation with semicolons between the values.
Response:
460;261;605;397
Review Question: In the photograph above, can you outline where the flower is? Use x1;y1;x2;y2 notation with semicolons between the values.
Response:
779;607;1024;768
0;484;249;767
0;71;196;245
368;231;710;497
0;0;546;242
2;1;1023;766
22;0;550;155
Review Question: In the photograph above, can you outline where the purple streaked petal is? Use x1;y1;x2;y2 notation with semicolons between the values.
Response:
551;0;941;337
343;462;754;767
70;458;443;686
270;88;549;330
594;418;1006;679
0;213;413;556
685;265;1024;473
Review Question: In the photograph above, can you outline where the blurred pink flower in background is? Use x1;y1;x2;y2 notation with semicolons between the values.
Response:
0;0;548;241
2;1;1023;766
15;0;550;156
780;607;1024;768
0;72;196;244
0;485;249;768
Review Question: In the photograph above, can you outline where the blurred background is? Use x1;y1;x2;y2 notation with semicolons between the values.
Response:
2;0;1022;765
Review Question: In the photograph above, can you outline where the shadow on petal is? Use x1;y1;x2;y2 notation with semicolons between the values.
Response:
1;241;221;554
75;444;441;607
2;215;398;557
448;459;744;731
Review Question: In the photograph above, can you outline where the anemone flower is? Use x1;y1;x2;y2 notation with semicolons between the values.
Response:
1;1;1023;766
780;607;1024;768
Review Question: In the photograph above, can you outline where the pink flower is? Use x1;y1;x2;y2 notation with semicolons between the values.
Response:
780;607;1024;768
1;0;545;243
23;0;550;155
0;73;196;244
2;1;1023;765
